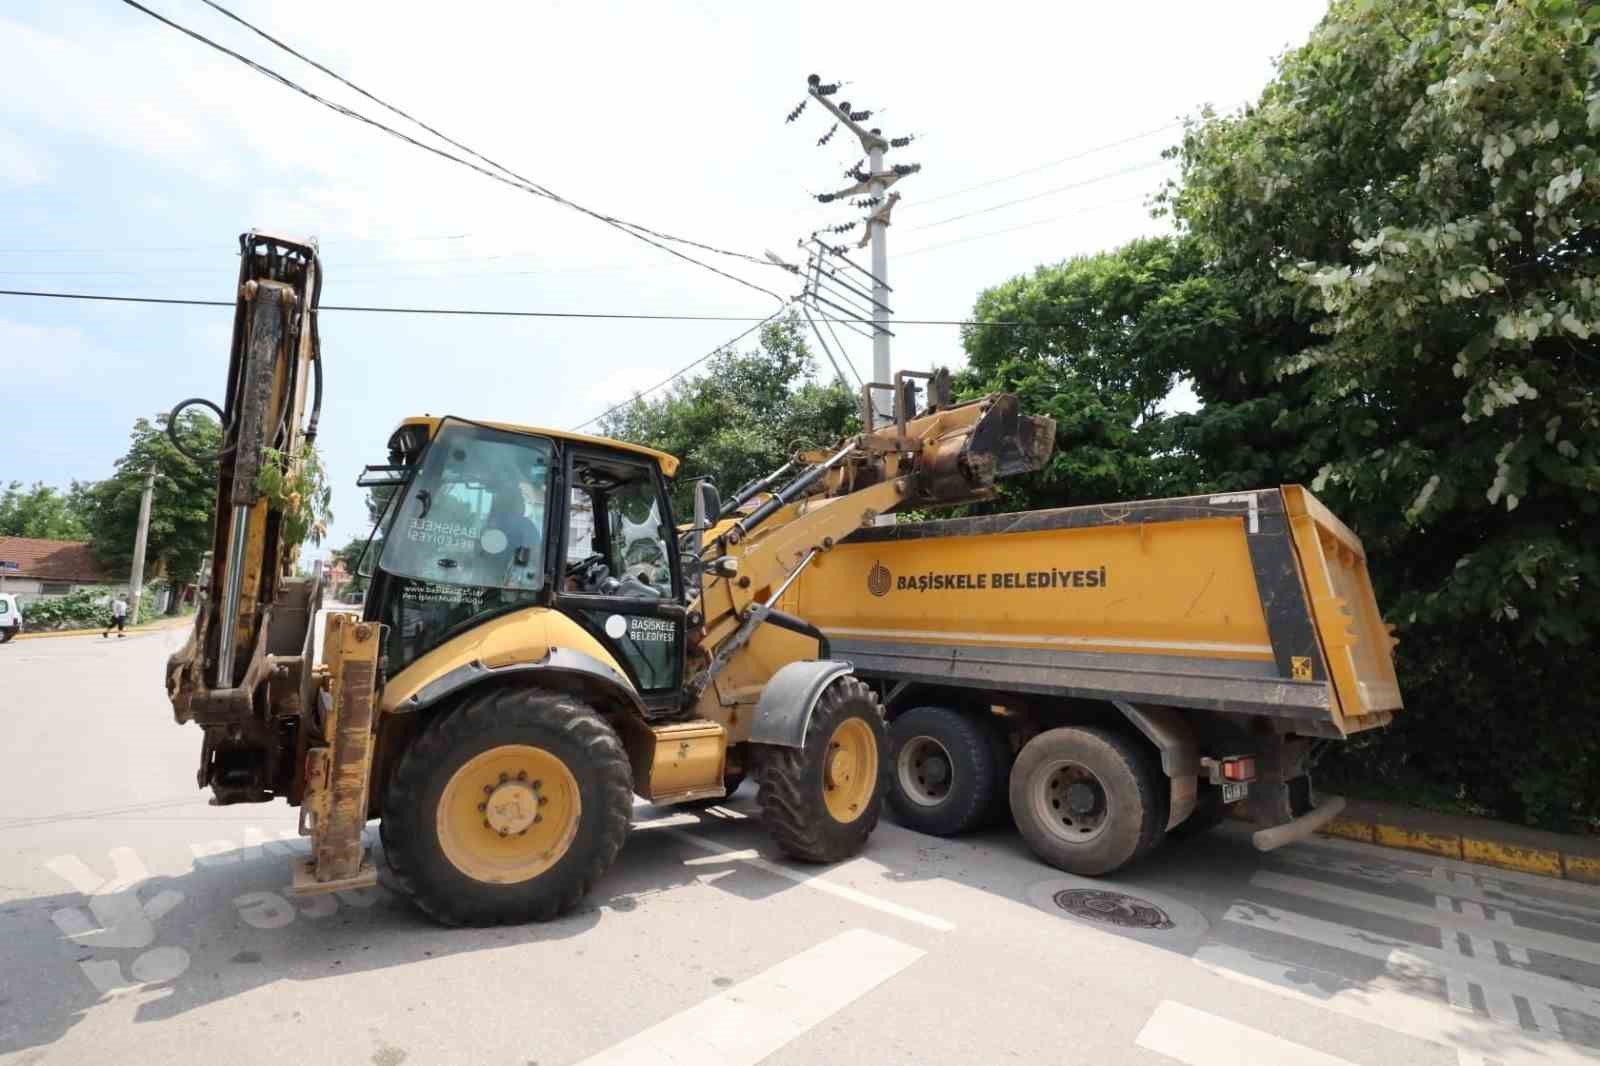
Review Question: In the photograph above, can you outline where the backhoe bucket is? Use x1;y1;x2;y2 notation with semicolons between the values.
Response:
914;394;1055;503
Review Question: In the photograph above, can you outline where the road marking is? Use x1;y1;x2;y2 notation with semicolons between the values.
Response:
1253;870;1600;965
1296;835;1600;901
1223;901;1600;1016
1281;853;1600;927
1136;1000;1359;1066
43;846;191;993
575;929;923;1066
1195;943;1600;1066
664;828;956;932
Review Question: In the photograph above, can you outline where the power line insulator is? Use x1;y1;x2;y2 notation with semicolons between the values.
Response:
892;162;922;176
850;195;882;208
816;192;837;204
808;73;821;86
786;99;808;123
890;135;914;148
849;110;872;122
817;123;838;147
816;82;840;96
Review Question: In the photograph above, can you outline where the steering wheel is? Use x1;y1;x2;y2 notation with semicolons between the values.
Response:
565;552;606;576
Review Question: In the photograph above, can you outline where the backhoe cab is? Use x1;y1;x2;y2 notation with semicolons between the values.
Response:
165;232;1054;925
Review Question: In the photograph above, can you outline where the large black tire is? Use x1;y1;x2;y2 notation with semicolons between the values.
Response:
1008;726;1165;877
380;687;632;926
888;706;1006;836
758;676;888;863
0;626;16;644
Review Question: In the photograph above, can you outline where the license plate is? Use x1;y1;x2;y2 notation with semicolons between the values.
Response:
1222;782;1248;803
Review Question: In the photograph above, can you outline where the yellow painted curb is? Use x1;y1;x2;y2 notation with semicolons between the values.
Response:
1565;854;1600;885
1461;837;1563;878
1316;815;1597;885
14;618;191;641
1321;817;1375;843
1373;824;1462;860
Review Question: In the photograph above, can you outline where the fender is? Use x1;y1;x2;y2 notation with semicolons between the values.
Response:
395;646;647;719
749;659;854;748
1113;700;1200;831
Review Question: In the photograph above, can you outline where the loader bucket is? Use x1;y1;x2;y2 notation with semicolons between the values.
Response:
914;394;1055;502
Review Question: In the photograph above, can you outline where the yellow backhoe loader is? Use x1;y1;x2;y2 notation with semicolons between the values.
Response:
162;233;1054;925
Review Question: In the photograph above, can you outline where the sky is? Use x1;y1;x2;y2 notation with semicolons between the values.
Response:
1;0;1330;555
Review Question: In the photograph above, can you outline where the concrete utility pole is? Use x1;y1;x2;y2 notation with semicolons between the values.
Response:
801;75;919;428
128;465;157;624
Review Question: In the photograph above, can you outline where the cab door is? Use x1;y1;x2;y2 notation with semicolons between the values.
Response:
555;449;687;712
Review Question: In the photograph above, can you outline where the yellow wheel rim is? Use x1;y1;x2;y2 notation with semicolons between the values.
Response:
437;744;581;884
822;718;878;824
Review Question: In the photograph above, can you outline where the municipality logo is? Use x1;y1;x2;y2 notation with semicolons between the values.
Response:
867;560;891;597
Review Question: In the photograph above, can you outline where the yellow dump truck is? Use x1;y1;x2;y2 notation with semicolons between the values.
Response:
788;485;1402;876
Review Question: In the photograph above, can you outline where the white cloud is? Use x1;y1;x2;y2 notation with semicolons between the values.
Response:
0;128;50;187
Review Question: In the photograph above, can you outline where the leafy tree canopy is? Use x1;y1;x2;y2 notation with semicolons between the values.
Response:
599;317;858;511
85;411;223;586
0;480;95;540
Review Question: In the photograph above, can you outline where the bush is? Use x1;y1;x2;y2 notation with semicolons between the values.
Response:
20;587;158;632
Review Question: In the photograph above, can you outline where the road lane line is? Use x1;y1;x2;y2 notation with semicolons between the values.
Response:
1281;854;1600;928
1194;944;1600;1066
1136;1000;1362;1066
575;929;923;1066
1223;901;1600;1016
663;828;956;932
1252;871;1600;966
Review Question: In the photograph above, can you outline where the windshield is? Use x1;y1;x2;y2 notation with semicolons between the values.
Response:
380;421;554;592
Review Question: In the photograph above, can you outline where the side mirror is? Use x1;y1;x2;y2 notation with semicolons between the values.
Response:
693;480;721;530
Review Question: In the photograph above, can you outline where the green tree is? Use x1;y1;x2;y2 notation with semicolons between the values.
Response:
0;480;95;539
600;317;858;510
85;411;223;598
1158;0;1600;827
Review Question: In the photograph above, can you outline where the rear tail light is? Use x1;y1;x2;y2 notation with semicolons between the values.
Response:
1221;757;1256;782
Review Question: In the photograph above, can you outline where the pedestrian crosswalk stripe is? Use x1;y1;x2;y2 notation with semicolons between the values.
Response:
1253;870;1600;966
1136;1000;1363;1066
1194;943;1600;1066
1223;901;1600;1016
575;929;924;1066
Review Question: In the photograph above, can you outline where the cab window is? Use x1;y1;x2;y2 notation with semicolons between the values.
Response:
562;457;674;600
375;420;554;666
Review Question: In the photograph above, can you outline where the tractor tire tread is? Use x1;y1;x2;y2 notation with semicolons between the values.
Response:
380;686;631;927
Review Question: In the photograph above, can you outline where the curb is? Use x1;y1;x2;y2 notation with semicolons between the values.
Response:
1319;813;1600;885
13;618;191;641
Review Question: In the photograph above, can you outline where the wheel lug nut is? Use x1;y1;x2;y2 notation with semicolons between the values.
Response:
478;802;486;812
517;770;528;781
531;779;542;790
534;814;543;823
498;829;508;837
483;785;494;795
499;773;509;783
538;796;548;806
482;819;490;828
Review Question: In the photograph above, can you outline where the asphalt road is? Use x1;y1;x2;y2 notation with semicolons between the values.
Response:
3;628;1599;1066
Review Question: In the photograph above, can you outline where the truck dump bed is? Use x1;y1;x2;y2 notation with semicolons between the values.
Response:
793;486;1401;737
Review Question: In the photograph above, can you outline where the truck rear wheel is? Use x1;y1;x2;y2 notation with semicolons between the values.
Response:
1009;726;1164;877
888;706;1005;836
380;686;632;926
758;676;888;863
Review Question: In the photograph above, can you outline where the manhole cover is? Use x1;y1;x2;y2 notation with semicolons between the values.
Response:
1051;888;1175;930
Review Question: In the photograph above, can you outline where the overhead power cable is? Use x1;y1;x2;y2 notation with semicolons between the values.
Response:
116;0;786;306
569;308;794;431
914;122;1182;205
900;194;1153;257
0;287;1077;329
909;158;1169;231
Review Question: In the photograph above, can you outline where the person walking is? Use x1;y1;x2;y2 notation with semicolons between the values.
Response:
103;594;129;638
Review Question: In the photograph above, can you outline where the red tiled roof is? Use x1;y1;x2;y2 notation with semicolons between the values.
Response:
0;537;124;583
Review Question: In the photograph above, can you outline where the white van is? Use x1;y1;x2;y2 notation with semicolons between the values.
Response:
0;593;21;643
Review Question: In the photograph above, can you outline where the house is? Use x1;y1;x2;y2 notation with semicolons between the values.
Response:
0;537;128;601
